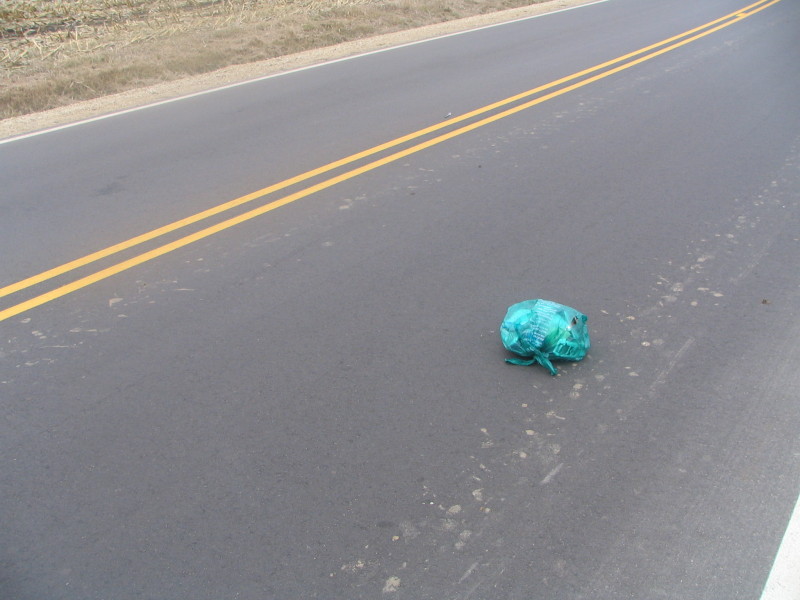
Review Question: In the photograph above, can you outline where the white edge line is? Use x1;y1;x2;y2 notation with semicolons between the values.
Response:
0;0;611;146
760;489;800;599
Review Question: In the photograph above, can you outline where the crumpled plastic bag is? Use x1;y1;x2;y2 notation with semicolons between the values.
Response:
500;299;590;375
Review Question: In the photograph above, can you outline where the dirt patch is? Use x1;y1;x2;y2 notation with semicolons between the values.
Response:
0;0;598;140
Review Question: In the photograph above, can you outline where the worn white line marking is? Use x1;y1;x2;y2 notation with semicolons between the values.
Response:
458;562;480;584
540;463;564;485
648;337;696;397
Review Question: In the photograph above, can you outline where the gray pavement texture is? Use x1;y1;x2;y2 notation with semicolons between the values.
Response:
2;0;799;598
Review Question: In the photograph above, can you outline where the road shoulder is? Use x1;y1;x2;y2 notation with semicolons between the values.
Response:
0;0;599;140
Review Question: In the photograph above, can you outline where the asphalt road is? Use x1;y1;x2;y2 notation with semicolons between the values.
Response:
2;0;799;598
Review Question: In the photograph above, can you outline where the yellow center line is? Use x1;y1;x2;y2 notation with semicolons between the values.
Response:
0;0;780;322
741;0;784;15
0;0;770;302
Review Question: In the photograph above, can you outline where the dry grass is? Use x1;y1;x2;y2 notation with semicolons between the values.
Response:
1;0;548;120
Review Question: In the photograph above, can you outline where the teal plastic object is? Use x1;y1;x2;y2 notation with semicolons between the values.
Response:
501;299;590;375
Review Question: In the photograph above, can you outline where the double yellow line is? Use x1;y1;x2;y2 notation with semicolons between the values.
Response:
0;0;781;322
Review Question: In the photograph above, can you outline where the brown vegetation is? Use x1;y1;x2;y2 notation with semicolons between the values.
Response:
1;0;553;120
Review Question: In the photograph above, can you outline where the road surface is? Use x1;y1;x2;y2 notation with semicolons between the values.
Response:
1;0;799;598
